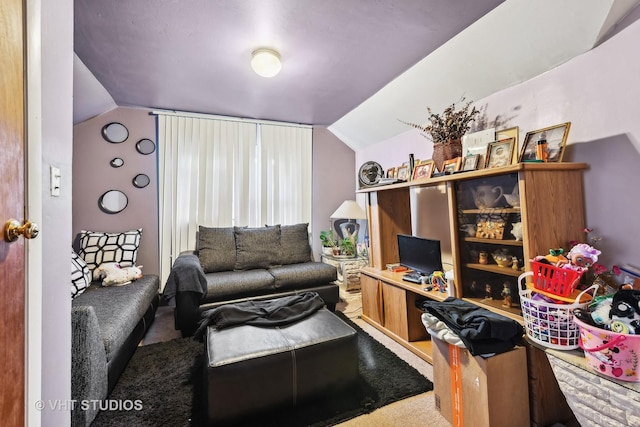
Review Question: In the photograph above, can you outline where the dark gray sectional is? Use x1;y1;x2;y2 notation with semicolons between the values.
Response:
165;224;339;336
71;275;159;426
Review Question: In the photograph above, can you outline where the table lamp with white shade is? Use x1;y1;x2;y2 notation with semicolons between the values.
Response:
330;200;367;248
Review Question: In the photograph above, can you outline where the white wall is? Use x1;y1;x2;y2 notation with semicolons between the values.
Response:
356;9;640;269
38;0;74;425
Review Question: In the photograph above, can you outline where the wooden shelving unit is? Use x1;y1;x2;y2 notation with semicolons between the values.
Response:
358;162;587;426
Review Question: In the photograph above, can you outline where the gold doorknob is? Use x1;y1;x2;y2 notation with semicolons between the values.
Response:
4;219;40;242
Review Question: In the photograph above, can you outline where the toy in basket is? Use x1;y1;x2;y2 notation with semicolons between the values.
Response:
530;260;583;298
519;271;597;350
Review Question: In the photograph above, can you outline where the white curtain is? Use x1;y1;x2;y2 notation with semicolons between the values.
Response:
156;112;312;286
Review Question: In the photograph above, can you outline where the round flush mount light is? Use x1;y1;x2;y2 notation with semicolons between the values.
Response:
251;48;282;78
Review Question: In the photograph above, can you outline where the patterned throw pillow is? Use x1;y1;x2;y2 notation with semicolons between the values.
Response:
78;229;142;273
71;250;91;299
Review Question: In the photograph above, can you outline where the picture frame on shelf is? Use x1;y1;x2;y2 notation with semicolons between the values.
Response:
462;128;495;170
411;160;435;180
442;157;462;174
485;138;515;169
462;154;480;171
495;126;519;164
396;165;410;181
386;167;396;179
518;122;571;163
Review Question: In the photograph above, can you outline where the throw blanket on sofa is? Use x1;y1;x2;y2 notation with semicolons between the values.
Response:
194;292;325;340
418;297;524;356
163;252;208;304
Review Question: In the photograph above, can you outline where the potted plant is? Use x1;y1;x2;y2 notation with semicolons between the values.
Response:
320;230;339;255
402;98;479;172
339;238;356;257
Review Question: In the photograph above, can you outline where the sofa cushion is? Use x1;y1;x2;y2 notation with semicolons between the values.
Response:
234;225;282;270
279;223;312;265
198;226;236;273
268;262;338;290
71;249;92;299
78;228;142;273
72;275;159;362
204;270;276;302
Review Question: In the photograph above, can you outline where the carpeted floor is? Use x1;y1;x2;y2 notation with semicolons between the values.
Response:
92;312;433;427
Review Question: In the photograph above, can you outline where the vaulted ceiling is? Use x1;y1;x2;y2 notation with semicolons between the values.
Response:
74;0;640;151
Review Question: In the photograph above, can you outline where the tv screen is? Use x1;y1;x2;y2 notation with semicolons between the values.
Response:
397;234;443;276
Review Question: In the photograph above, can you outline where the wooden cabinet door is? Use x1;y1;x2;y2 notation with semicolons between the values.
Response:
360;274;383;325
381;283;409;340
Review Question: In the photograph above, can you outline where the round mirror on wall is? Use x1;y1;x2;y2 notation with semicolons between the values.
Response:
136;138;156;155
98;190;128;214
101;122;129;143
110;157;125;168
132;173;150;188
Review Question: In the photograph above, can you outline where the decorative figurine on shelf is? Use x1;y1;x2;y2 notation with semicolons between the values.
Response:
484;283;493;300
501;282;514;307
511;256;519;270
470;280;478;297
479;251;489;265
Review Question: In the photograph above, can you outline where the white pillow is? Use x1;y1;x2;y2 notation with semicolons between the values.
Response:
71;250;91;299
77;229;142;273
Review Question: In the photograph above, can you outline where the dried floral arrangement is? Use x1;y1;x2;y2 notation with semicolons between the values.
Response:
402;98;480;144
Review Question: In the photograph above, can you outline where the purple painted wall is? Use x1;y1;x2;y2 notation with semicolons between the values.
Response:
312;127;358;258
73;107;160;275
356;11;640;269
72;113;357;277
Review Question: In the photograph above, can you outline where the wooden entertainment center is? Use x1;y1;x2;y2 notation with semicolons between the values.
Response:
358;162;588;426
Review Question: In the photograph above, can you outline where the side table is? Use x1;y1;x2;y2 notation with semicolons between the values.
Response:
320;254;368;292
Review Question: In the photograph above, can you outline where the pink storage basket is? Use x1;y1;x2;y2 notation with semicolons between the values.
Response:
574;317;640;382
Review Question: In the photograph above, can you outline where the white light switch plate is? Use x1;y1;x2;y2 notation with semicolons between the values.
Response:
50;165;61;196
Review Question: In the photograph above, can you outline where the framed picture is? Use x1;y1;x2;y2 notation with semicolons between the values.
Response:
495;126;519;164
518;122;571;163
386;167;396;179
485;138;515;169
396;165;410;181
442;157;462;174
462;128;495;170
411;160;435;180
462;154;480;171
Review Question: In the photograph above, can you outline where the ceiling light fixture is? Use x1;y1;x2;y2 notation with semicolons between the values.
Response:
251;48;282;78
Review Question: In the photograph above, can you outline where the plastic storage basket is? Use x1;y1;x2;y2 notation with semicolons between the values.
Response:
574;317;640;382
519;271;596;350
530;260;583;298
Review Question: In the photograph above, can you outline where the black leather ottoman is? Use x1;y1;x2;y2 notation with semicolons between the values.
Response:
204;308;358;424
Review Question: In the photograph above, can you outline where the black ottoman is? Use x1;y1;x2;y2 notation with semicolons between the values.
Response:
204;308;358;424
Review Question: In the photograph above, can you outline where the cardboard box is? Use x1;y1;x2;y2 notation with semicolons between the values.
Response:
432;338;529;427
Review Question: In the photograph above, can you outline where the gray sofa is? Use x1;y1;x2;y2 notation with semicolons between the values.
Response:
71;275;159;426
164;224;339;336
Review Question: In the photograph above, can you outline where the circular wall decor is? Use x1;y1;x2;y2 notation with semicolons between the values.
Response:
136;138;156;155
98;190;128;214
132;173;150;188
102;122;129;143
110;157;124;168
358;161;384;187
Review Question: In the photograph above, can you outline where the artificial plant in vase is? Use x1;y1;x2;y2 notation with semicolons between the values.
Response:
402;98;479;172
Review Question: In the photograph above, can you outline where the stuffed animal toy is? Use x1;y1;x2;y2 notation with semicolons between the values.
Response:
93;262;143;286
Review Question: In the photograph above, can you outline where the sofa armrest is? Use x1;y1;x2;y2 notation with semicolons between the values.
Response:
163;252;208;304
71;306;108;427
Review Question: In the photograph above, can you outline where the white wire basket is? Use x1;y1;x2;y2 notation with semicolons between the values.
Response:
518;271;597;350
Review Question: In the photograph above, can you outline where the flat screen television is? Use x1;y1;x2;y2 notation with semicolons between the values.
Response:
397;234;443;276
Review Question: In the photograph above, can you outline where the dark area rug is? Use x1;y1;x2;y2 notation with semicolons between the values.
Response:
91;312;433;427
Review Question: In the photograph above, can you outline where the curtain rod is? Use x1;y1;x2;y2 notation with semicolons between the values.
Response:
150;109;313;129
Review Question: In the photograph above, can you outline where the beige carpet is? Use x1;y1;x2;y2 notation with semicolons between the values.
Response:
145;292;450;426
